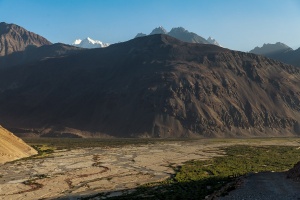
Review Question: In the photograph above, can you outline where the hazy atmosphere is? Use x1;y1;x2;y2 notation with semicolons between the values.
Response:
1;0;300;51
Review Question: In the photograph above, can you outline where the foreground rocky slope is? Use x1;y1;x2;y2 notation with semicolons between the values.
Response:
0;126;37;164
0;22;51;56
287;161;300;181
0;34;300;137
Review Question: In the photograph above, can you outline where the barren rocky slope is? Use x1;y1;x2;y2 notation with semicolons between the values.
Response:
0;34;300;137
0;125;37;164
0;22;51;56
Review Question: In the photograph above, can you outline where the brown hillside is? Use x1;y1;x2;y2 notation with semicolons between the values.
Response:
0;34;300;138
0;22;52;56
0;126;37;164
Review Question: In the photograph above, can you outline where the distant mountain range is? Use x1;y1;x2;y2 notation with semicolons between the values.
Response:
135;26;222;46
71;26;221;49
250;42;300;67
72;37;109;48
250;42;292;55
0;22;51;56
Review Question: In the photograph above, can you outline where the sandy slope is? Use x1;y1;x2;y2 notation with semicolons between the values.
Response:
0;126;37;164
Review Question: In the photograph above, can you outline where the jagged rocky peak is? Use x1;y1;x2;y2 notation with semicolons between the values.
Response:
250;42;293;55
150;26;168;35
207;36;222;47
0;22;52;56
168;27;209;44
135;33;147;38
135;26;221;46
169;27;188;34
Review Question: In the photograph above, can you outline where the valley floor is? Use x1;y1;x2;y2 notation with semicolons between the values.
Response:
0;138;299;199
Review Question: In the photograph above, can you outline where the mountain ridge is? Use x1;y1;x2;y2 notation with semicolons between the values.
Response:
0;22;52;56
250;42;292;55
250;42;300;67
1;34;300;138
135;26;221;46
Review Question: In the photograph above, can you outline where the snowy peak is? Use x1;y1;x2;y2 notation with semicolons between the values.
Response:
207;36;222;47
73;39;82;45
71;37;109;48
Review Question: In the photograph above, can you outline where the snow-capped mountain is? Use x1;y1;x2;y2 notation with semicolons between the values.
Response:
207;36;222;47
72;37;109;48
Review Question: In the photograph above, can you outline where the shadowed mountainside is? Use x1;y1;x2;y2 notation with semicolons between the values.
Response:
0;34;300;138
0;43;83;68
261;48;300;68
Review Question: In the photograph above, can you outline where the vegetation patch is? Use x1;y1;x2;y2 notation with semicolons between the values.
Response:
5;145;55;164
91;145;300;200
31;145;55;158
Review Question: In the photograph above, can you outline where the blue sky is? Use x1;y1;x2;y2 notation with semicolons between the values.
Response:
0;0;300;51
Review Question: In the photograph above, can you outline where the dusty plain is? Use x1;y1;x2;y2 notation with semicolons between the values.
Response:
0;138;299;200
